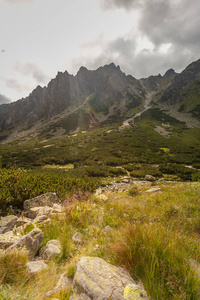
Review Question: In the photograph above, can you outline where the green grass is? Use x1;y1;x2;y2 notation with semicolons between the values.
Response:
1;182;200;299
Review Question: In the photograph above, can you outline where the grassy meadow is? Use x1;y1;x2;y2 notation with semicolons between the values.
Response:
1;182;200;299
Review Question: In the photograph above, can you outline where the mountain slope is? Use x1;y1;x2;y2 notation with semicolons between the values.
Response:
159;58;200;119
0;63;147;142
0;59;200;144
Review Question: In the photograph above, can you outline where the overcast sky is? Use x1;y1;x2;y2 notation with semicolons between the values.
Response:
0;0;200;103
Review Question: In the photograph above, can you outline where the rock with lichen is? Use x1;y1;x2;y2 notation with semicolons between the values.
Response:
69;256;148;300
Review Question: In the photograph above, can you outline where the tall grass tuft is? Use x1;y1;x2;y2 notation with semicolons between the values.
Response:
0;249;28;285
111;223;199;299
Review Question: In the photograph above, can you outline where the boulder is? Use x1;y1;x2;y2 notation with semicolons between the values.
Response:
0;215;18;234
23;192;58;211
42;239;62;260
26;260;48;275
70;256;148;300
0;231;20;249
144;175;156;182
7;228;43;259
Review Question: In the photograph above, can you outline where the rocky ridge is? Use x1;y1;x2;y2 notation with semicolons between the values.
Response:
1;59;200;144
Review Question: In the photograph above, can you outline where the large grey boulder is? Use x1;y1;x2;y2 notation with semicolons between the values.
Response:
70;256;148;300
41;239;62;260
7;228;43;259
0;215;18;234
26;260;48;275
23;192;58;211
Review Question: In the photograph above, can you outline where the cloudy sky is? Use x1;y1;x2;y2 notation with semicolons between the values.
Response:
0;0;200;103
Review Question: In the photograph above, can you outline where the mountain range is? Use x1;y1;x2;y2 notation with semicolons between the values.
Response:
0;59;200;143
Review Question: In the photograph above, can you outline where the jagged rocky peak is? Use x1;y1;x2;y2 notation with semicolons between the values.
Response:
77;66;88;74
164;68;176;77
160;58;200;101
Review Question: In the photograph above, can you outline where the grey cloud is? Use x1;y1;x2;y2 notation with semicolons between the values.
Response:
3;0;33;4
14;62;49;84
72;29;199;80
95;0;200;78
99;0;143;10
5;79;26;92
139;0;200;48
0;93;11;105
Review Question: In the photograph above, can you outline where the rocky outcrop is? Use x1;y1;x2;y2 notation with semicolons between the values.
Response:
0;63;145;142
160;58;200;106
0;85;45;131
24;192;58;211
69;256;148;300
7;228;43;260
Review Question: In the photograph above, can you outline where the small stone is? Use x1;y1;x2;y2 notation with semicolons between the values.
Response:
72;232;83;244
42;239;62;260
144;175;156;182
26;260;48;275
102;225;113;235
145;187;161;193
99;194;108;202
123;176;132;183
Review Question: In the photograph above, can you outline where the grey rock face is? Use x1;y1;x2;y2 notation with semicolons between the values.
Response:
7;228;43;259
0;215;18;234
23;192;58;211
70;256;147;300
26;260;48;275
